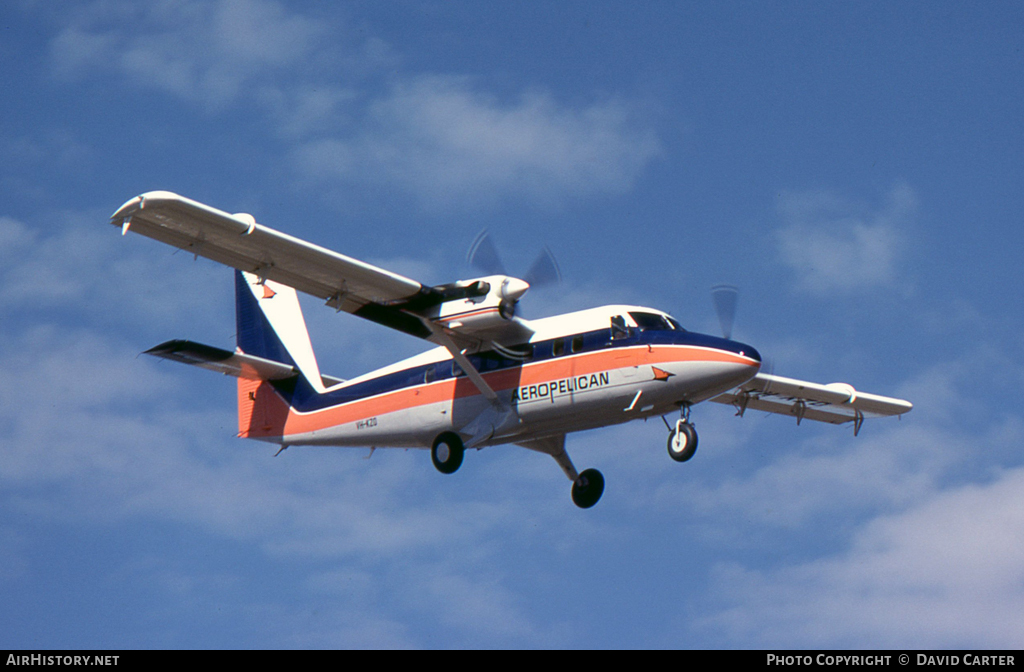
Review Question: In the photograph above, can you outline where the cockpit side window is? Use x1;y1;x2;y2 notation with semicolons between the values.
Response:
629;311;673;332
610;315;629;340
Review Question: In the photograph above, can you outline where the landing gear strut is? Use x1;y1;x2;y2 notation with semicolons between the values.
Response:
518;435;605;508
431;432;465;474
666;405;698;463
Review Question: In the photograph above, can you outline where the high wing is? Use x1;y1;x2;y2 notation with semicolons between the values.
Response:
711;373;912;435
111;191;533;349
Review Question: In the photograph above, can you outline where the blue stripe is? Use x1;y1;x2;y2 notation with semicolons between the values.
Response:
272;326;760;414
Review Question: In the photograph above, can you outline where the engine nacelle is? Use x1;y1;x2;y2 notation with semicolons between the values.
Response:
430;275;530;332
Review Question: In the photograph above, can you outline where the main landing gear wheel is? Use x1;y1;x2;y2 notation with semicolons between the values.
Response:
571;468;605;509
431;432;464;474
667;420;698;462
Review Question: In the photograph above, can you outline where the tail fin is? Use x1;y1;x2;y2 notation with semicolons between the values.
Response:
235;270;326;390
235;270;332;441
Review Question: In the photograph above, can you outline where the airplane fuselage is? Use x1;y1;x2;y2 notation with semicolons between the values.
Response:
238;305;762;450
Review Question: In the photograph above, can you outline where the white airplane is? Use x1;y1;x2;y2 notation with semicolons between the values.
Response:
111;191;912;508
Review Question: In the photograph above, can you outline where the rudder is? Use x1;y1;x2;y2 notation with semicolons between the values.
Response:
234;270;329;441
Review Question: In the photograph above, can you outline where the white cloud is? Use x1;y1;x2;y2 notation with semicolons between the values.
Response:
702;467;1024;648
293;76;661;208
50;0;328;109
678;423;952;531
0;213;232;335
677;343;1024;647
0;217;35;255
776;183;915;295
258;84;360;139
46;1;660;209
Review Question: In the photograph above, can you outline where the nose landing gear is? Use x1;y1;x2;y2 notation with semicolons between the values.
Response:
665;404;698;463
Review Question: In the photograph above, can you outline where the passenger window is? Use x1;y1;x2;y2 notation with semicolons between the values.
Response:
479;353;500;371
452;360;465;377
552;338;566;357
424;366;435;384
571;335;584;353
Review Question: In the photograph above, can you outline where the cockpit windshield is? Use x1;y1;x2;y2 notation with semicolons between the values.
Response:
629;312;684;332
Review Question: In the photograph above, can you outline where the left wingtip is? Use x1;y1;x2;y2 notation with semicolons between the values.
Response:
110;190;184;221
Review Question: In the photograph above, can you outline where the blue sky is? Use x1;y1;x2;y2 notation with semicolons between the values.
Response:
2;0;1024;649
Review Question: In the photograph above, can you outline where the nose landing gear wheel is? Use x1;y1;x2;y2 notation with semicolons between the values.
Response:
431;432;465;474
571;468;605;508
667;420;698;462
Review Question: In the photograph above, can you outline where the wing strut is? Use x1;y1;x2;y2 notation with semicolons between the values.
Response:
423;321;500;404
423;320;522;448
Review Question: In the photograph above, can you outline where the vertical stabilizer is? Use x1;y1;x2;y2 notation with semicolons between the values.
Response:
235;270;327;393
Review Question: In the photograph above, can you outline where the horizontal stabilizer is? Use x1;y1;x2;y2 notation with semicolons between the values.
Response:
144;339;348;387
144;340;298;380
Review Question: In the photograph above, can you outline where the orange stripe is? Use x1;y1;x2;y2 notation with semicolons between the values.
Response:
247;345;757;438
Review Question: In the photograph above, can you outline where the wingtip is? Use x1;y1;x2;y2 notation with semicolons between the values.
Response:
110;195;141;221
109;190;184;221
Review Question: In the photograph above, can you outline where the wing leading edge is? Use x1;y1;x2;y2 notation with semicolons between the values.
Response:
711;373;912;435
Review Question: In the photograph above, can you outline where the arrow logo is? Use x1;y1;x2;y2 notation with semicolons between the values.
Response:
652;366;674;381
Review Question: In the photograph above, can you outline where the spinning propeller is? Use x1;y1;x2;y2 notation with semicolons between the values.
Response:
710;283;772;375
711;284;739;340
467;230;562;289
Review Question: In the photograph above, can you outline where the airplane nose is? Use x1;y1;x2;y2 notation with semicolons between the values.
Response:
671;331;761;366
735;342;761;364
715;337;761;367
716;342;765;366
